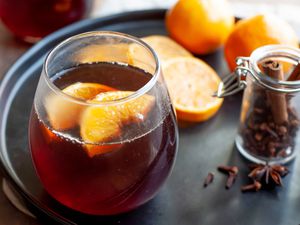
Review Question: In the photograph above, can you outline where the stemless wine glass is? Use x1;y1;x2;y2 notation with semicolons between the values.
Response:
29;31;178;215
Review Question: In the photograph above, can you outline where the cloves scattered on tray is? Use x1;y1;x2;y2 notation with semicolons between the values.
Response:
217;165;239;189
241;180;262;192
203;172;214;187
203;163;289;192
218;165;239;175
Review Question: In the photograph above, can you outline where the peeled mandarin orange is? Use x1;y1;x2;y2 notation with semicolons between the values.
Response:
80;91;155;157
45;82;115;131
224;14;299;71
162;57;223;122
166;0;234;54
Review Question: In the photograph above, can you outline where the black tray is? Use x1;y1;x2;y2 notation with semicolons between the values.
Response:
1;9;300;225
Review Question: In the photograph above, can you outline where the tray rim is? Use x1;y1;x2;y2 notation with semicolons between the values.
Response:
0;9;166;224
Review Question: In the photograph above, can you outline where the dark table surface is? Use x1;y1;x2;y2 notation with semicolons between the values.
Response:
0;22;39;225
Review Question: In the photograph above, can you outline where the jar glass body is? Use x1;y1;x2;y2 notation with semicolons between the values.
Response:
234;45;300;164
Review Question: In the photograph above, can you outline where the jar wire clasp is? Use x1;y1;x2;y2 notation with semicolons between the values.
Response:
213;57;251;98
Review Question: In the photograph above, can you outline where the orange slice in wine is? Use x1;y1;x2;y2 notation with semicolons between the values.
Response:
45;82;115;131
80;91;155;157
62;82;115;100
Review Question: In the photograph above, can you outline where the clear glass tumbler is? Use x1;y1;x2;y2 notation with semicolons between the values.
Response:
29;31;178;215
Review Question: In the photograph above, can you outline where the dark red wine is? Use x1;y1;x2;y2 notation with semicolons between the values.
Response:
29;62;178;215
0;0;88;40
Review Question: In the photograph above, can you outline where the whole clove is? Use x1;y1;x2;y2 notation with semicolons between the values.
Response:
226;172;237;189
206;163;289;193
203;172;214;188
217;165;238;175
241;180;262;192
217;165;238;189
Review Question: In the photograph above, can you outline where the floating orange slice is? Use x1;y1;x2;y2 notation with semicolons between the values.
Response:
62;82;116;100
162;57;223;122
45;82;115;131
94;91;155;123
80;91;155;157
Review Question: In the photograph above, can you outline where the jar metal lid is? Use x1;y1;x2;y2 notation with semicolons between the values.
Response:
215;45;300;98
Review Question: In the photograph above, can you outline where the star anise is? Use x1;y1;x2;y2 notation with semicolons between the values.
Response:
247;163;289;187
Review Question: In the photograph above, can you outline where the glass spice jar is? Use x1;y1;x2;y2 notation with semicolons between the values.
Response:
219;45;300;164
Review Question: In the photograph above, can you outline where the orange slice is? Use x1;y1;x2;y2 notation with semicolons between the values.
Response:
142;35;192;62
80;91;155;157
128;35;192;72
162;57;223;122
63;82;116;100
94;91;155;123
45;82;115;131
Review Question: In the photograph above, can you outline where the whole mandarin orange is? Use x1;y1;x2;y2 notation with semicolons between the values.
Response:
224;14;299;71
166;0;234;55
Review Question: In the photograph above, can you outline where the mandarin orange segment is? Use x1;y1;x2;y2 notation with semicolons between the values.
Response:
162;57;223;122
94;91;155;122
80;105;122;144
80;91;155;155
224;14;299;71
63;82;116;100
45;82;115;131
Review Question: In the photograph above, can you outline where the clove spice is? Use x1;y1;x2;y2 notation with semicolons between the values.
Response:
241;180;262;192
203;172;214;187
217;165;238;189
226;172;237;189
218;165;238;175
